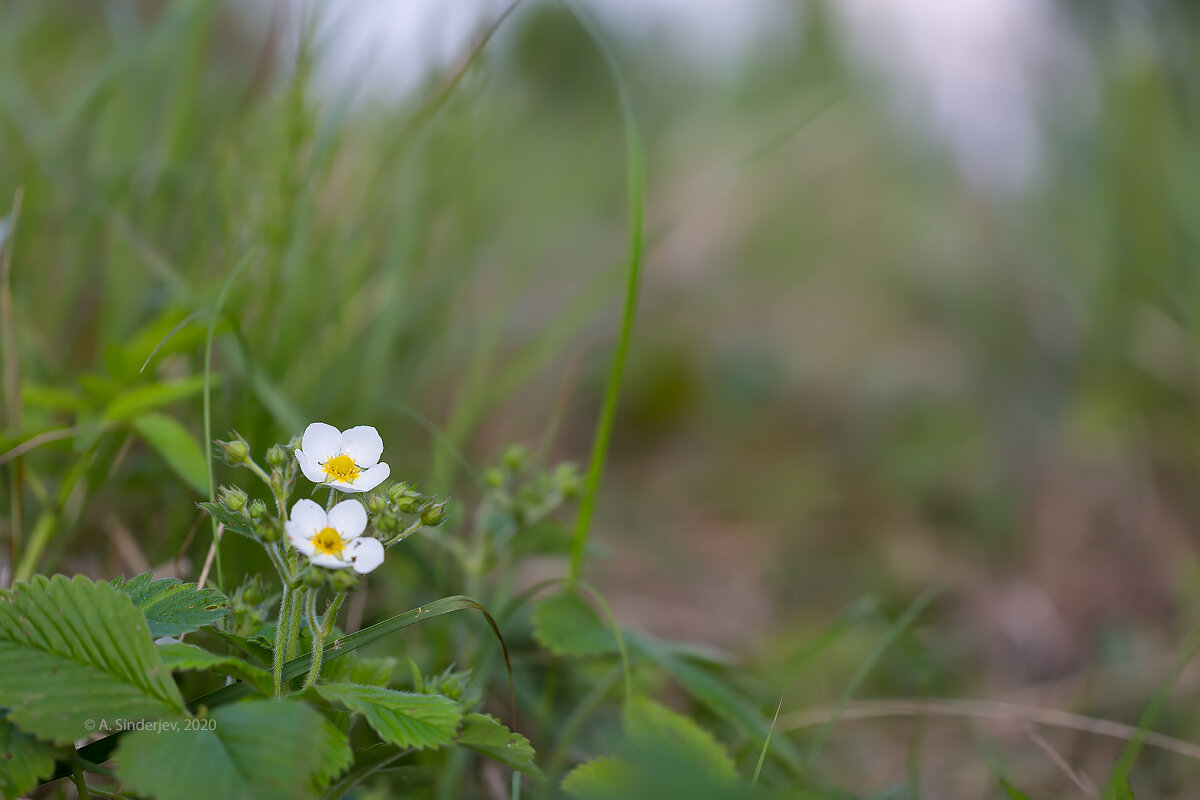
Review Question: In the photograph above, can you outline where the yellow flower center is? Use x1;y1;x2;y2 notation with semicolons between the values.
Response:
322;453;361;484
310;527;345;557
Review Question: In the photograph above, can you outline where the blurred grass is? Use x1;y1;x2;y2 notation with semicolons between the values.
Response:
3;0;1200;796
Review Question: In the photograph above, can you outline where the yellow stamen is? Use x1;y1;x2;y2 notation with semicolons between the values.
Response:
310;527;345;557
322;453;361;484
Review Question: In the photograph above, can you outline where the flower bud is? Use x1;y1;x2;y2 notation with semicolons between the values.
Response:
214;435;249;465
329;569;361;592
240;576;266;606
395;493;423;515
366;492;387;514
483;467;505;489
247;498;268;520
554;463;583;499
218;485;248;513
501;444;529;472
387;482;412;503
270;467;285;497
256;518;282;544
420;499;449;527
300;567;326;589
265;443;288;468
374;512;399;535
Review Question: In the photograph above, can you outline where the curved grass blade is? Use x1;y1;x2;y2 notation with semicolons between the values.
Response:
559;0;646;589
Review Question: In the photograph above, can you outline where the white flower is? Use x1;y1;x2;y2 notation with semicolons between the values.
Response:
295;422;391;493
285;498;385;574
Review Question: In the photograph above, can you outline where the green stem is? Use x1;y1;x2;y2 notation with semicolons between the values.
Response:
302;591;323;689
272;585;293;697
72;766;90;799
264;543;292;583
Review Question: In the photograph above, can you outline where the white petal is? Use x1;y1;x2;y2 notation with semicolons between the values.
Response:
328;478;368;493
340;425;384;467
285;520;317;556
353;462;390;492
295;450;328;484
347;537;384;574
328;499;367;540
289;499;327;535
301;422;342;461
310;552;352;569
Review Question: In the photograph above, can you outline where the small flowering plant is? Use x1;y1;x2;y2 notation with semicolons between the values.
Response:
0;422;543;800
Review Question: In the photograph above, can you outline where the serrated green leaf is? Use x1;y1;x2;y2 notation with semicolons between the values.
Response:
314;684;461;750
0;711;58;800
625;697;736;784
313;718;354;791
209;629;274;666
561;757;634;800
115;698;342;800
103;376;207;421
131;413;209;494
158;643;272;695
456;713;541;778
321;653;396;687
113;572;229;638
197;501;256;538
531;590;616;657
0;575;187;744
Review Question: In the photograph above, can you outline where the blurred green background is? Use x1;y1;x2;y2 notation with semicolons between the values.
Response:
3;0;1200;796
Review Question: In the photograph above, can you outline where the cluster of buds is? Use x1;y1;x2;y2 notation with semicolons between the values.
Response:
364;481;450;547
226;575;271;636
483;445;582;528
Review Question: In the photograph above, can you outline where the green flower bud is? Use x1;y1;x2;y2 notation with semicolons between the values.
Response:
387;482;412;503
374;512;399;535
483;467;505;489
247;498;268;520
256;518;282;544
240;575;266;606
214;435;249;465
300;567;326;589
218;485;248;513
265;443;288;468
395;494;423;515
270;467;285;497
501;444;529;472
420;499;449;527
366;492;387;514
554;463;583;499
329;569;361;592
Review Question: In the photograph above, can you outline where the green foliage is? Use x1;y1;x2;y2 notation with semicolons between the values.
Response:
0;575;186;744
531;589;617;656
1000;780;1034;800
158;642;273;695
625;697;737;784
455;713;541;778
113;572;229;638
314;683;462;751
131;412;210;494
562;757;634;800
198;500;257;538
0;711;58;800
115;699;351;800
322;653;397;688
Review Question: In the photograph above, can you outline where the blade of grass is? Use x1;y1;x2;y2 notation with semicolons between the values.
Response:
1100;626;1200;798
559;0;646;589
1;188;23;586
752;697;785;786
801;584;944;772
